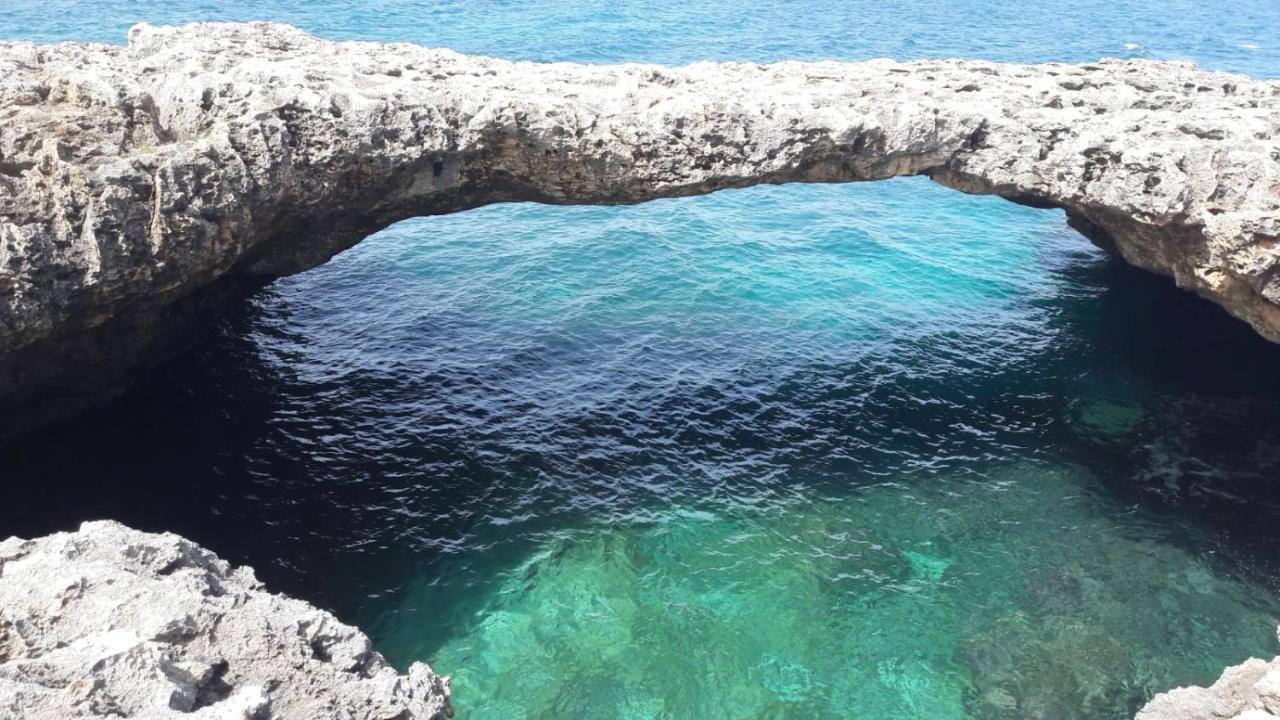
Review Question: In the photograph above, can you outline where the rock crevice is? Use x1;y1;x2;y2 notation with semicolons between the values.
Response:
1;22;1279;421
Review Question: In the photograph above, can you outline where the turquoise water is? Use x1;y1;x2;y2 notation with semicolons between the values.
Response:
5;4;1280;719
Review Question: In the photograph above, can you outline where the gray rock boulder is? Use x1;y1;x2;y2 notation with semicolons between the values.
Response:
0;521;451;720
1;22;1278;424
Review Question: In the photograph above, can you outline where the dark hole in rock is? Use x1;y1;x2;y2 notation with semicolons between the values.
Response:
193;661;234;710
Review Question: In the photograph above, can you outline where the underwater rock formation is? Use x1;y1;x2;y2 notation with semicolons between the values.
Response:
0;521;451;720
0;21;1278;423
1138;638;1280;720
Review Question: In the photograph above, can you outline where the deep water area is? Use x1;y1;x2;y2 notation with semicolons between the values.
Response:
4;2;1280;718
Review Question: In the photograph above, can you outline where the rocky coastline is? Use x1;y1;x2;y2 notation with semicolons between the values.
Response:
3;22;1280;719
2;22;1279;426
0;520;1275;719
1138;642;1280;720
0;521;451;720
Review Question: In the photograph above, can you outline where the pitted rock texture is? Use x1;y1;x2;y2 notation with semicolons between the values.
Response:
1138;633;1280;720
1;22;1279;420
0;521;451;720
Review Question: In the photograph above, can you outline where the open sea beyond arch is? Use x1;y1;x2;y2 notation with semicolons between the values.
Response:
4;2;1280;718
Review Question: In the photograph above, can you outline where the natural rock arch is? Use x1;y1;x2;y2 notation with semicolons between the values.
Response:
1;22;1278;424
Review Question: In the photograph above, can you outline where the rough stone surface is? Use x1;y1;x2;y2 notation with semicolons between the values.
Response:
0;521;451;720
1;21;1279;422
1138;631;1280;720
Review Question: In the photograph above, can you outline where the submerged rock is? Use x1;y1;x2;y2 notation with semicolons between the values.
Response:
1068;397;1146;445
0;521;451;720
1;22;1279;425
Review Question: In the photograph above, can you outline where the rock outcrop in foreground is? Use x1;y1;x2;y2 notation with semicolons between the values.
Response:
0;521;451;720
1139;637;1280;720
1;22;1279;422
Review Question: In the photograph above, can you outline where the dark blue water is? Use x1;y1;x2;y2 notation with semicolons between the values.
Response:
4;4;1280;718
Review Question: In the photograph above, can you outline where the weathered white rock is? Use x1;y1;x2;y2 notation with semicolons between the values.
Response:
0;521;451;720
1257;666;1280;714
0;21;1278;422
1138;631;1280;720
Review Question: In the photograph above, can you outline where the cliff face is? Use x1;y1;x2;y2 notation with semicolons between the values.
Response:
1;22;1279;420
0;521;451;720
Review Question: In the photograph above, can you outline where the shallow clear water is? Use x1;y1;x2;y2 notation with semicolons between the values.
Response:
5;4;1280;719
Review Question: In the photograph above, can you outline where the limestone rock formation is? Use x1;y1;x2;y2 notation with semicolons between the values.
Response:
0;521;451;720
1138;635;1280;720
0;22;1278;423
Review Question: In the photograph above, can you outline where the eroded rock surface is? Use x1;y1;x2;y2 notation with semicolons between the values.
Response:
1138;633;1280;720
0;521;451;720
1;22;1279;421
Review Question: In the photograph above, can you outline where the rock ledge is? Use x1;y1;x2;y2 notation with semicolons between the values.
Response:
0;521;451;720
1138;637;1280;720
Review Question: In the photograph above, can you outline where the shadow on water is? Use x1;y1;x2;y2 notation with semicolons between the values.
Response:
1045;255;1280;593
1;186;1280;717
1;206;1279;597
0;292;543;611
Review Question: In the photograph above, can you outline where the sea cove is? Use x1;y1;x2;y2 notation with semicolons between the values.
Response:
3;3;1280;719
